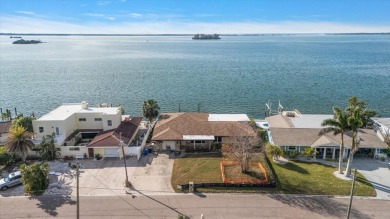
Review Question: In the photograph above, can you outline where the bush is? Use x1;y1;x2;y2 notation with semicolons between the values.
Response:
385;148;390;157
20;162;49;195
0;147;22;167
379;156;385;162
95;153;102;160
288;150;298;159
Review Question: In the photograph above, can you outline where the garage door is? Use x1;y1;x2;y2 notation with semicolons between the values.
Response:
104;148;119;157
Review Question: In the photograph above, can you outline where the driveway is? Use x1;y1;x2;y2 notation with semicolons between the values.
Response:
73;152;174;196
351;157;390;199
130;152;175;195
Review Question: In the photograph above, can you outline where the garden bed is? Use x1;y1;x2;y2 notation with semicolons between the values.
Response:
220;161;267;183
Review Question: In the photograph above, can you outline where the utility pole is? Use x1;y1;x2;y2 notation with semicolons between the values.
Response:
346;168;357;219
120;132;130;187
76;162;80;219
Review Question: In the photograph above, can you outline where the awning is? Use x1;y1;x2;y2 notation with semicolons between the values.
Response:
183;135;215;140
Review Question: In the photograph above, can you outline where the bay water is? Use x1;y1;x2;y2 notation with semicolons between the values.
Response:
1;35;389;118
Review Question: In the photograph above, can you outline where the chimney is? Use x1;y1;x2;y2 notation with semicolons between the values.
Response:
81;101;88;109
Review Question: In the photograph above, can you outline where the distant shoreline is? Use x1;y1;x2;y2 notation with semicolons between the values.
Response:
1;33;390;37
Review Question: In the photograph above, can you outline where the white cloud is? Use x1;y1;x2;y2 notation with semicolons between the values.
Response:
96;1;110;6
15;11;35;15
1;15;389;34
128;13;143;18
83;13;105;17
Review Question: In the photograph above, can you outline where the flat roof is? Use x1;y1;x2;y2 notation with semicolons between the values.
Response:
208;114;250;122
290;114;333;128
183;135;215;140
37;103;120;121
371;117;390;129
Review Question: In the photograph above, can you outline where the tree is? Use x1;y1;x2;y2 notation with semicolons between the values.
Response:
5;126;35;162
303;147;317;159
37;132;58;161
20;162;49;195
318;107;349;174
346;97;376;126
344;108;364;177
379;128;390;147
12;116;35;133
142;99;160;124
229;124;259;173
266;143;285;160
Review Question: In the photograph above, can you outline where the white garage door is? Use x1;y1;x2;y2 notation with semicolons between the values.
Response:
104;148;119;157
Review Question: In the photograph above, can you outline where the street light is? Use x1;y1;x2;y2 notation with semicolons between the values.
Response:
119;132;131;187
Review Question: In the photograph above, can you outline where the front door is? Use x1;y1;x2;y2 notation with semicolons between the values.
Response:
88;148;94;158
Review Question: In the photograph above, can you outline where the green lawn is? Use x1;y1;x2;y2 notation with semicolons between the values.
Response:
271;160;375;196
171;156;376;196
171;157;223;192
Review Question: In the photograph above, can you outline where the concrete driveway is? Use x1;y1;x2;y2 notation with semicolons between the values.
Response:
73;152;174;196
351;157;390;199
130;152;175;195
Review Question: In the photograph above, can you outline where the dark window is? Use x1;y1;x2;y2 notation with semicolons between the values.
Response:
69;147;80;151
39;127;44;133
79;118;86;121
214;136;222;142
191;140;205;144
107;120;112;126
94;118;102;121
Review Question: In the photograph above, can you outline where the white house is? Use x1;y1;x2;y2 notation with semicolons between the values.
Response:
31;101;147;159
266;110;388;159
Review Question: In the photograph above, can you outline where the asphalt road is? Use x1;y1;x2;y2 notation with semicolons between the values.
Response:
0;194;389;218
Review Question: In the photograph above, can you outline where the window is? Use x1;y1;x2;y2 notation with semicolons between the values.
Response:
107;120;112;126
94;118;102;121
55;127;60;135
39;127;44;133
214;136;222;143
191;140;205;144
69;147;80;151
79;118;86;121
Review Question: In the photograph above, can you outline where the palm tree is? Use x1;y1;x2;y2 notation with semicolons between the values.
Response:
142;99;160;124
344;108;364;177
5;126;35;162
318;107;349;174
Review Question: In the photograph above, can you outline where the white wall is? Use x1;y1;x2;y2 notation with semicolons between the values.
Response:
75;112;104;130
102;113;121;131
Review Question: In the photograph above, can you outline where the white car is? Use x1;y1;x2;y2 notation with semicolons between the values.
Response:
0;171;22;191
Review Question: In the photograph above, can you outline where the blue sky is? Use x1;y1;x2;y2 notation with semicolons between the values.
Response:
1;0;389;34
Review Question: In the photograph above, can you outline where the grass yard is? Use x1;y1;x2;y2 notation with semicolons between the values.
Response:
171;157;222;192
171;155;376;196
270;160;376;196
224;164;266;181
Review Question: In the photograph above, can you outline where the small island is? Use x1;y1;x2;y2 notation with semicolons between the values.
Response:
12;39;43;44
192;34;221;40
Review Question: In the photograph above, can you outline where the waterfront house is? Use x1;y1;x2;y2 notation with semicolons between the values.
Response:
32;101;147;159
151;112;255;151
266;110;388;159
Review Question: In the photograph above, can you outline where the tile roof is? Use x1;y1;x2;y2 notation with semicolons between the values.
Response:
152;113;255;141
88;117;142;147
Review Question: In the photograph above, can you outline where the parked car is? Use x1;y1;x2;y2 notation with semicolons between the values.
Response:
0;171;22;191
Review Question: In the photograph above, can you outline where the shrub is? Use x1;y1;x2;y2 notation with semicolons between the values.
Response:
379;156;385;162
0;146;22;167
288;150;298;159
95;153;102;160
20;162;50;195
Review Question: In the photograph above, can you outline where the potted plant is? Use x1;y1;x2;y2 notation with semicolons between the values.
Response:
94;153;102;160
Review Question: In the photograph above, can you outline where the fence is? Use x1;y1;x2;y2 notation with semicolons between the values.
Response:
177;181;276;190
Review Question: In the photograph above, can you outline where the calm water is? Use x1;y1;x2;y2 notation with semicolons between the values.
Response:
1;35;390;118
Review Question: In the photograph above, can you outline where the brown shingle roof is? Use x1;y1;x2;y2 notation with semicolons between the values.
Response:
266;114;294;128
88;117;142;147
270;127;387;149
152;113;255;141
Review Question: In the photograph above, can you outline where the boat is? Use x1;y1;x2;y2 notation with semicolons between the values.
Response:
10;36;22;38
192;34;221;40
12;39;43;44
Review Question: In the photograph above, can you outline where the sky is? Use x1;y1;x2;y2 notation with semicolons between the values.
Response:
0;0;390;34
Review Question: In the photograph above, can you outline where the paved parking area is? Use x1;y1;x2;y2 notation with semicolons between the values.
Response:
351;158;390;199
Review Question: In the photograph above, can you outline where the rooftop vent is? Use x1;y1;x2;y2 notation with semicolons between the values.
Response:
81;101;88;109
